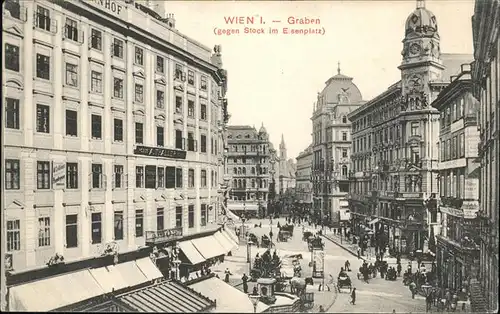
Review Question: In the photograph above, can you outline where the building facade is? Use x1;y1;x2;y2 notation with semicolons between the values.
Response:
431;64;481;295
348;1;472;255
472;0;499;311
311;65;364;226
225;125;276;218
2;0;228;274
278;135;296;194
295;145;313;208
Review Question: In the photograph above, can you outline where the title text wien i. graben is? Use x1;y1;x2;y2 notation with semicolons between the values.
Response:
216;15;324;36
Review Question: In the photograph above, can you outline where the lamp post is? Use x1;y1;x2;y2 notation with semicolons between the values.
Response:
247;239;254;273
249;293;260;313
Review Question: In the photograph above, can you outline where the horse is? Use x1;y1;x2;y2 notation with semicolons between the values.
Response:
290;277;307;296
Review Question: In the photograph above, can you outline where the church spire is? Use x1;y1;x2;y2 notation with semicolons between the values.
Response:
416;0;426;9
337;61;341;75
280;134;286;148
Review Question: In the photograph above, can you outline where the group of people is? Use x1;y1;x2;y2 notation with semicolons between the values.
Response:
253;249;281;278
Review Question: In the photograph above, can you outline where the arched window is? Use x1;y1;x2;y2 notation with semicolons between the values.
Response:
233;179;237;187
342;115;347;123
251;167;255;174
252;179;255;188
233;167;237;175
243;179;246;188
237;168;241;175
242;167;246;175
263;180;267;188
342;165;348;177
238;179;242;188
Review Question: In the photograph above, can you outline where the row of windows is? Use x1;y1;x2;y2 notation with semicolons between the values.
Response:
232;167;268;175
6;204;210;252
440;133;466;162
5;98;218;154
5;4;212;91
439;168;467;199
229;157;268;164
4;160;218;190
228;144;268;154
232;178;268;189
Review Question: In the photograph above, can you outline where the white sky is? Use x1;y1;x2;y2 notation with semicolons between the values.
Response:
164;0;474;160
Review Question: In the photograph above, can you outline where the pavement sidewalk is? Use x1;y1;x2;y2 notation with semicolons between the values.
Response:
321;231;416;267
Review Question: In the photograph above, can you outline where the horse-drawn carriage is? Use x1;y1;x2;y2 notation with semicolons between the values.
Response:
302;231;313;242
289;277;315;310
280;224;294;236
278;230;292;242
261;235;272;248
308;237;325;251
248;233;259;246
336;274;352;293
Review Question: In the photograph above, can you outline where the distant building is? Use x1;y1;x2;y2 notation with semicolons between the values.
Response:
225;125;277;217
471;0;499;311
431;63;481;296
347;1;473;255
278;134;296;194
295;145;313;208
311;63;364;225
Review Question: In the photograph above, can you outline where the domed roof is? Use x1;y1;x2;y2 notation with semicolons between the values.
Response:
319;64;363;104
259;122;267;134
405;1;438;37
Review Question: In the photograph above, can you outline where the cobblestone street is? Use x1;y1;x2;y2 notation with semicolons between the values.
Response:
213;218;428;313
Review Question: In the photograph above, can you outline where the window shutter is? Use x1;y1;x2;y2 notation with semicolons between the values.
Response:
102;174;107;189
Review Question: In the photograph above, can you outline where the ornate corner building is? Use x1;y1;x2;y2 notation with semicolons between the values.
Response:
225;124;279;218
471;0;499;312
347;1;473;255
311;64;365;225
2;0;229;278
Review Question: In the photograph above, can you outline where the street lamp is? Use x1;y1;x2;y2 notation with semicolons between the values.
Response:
247;239;254;272
421;283;432;312
249;293;260;313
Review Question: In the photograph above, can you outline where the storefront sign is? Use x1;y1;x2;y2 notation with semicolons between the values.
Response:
145;227;183;244
462;201;479;219
52;162;66;190
439;206;463;217
464;180;479;200
87;0;125;16
312;249;324;270
134;146;187;159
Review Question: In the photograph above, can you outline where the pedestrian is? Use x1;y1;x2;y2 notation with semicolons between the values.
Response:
350;288;356;305
345;260;351;272
269;229;273;240
397;262;402;277
392;310;396;314
318;305;326;312
409;281;417;299
224;268;232;283
357;247;361;260
242;273;249;293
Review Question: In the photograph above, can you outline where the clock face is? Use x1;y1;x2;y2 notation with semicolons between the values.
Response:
410;43;421;55
409;76;422;87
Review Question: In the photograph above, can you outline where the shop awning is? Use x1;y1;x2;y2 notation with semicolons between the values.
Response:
368;218;380;225
339;201;349;207
135;257;163;281
188;276;269;313
116;280;215;312
221;228;239;246
227;203;259;211
89;261;150;294
213;231;237;252
8;269;105;312
191;236;227;260
178;240;206;265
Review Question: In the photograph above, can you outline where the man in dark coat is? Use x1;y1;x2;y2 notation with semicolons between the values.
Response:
242;273;249;293
350;288;356;305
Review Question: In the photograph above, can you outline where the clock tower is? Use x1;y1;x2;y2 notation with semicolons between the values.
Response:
399;0;444;110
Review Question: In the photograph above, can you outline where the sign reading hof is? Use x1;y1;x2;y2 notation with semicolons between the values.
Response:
87;0;125;16
52;162;66;189
134;145;187;159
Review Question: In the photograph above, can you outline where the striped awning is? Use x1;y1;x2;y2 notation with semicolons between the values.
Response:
213;231;237;252
178;241;206;265
191;236;227;260
117;280;215;312
8;269;105;312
